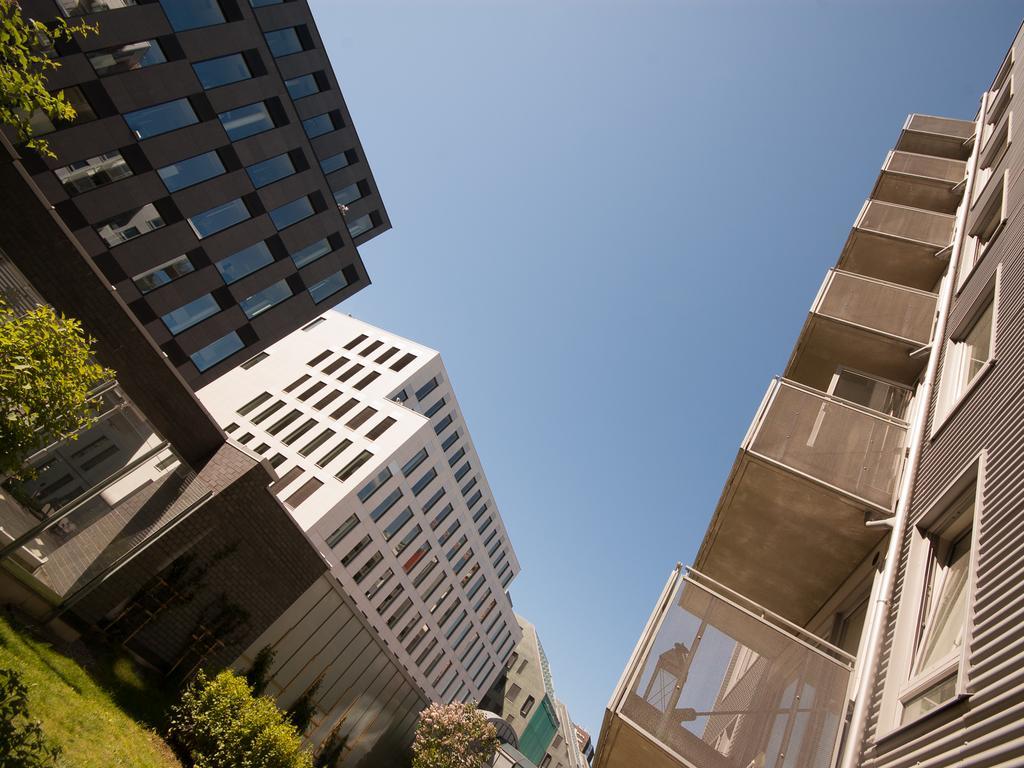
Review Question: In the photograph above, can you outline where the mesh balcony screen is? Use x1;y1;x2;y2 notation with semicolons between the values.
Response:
620;575;851;768
817;271;936;344
748;380;907;509
858;200;954;247
885;152;966;184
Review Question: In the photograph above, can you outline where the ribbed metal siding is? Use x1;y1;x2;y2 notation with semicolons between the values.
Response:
862;34;1024;768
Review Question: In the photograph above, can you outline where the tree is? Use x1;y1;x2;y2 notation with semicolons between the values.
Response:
0;301;113;478
245;645;277;697
0;0;96;158
168;669;313;768
0;666;61;768
411;702;498;768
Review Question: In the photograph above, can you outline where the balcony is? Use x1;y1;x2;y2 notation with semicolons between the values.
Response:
786;270;936;391
695;378;905;624
838;200;955;290
872;151;966;214
894;114;975;160
596;569;852;768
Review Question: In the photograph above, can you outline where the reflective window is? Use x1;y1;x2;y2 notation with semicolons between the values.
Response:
333;183;362;206
284;74;320;100
158;0;224;31
188;198;250;239
193;53;251;89
124;98;198;139
269;195;314;230
162;294;220;334
158;151;225;192
245;153;295;188
337;450;373;482
54;151;132;194
88;40;165;75
416;377;439;402
309;271;350;303
240;279;292;318
215;241;274;284
402;448;428;477
218;102;274;140
59;0;136;15
290;238;331;267
133;255;194;293
347;213;374;237
320;151;352;174
264;27;303;57
302;113;334;138
250;0;282;5
191;330;244;371
96;203;165;247
358;467;393;503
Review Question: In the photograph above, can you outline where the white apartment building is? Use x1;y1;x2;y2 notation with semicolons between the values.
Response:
199;312;522;704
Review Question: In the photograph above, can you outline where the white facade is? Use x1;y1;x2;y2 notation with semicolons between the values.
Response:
198;311;521;703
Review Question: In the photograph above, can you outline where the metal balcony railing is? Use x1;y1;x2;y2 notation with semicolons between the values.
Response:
746;379;907;510
855;200;954;249
882;151;966;184
814;270;937;345
904;114;976;141
613;569;852;768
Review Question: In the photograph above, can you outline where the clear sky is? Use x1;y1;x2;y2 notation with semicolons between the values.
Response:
309;0;1021;739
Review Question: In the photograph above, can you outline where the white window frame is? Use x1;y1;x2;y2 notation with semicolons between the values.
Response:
931;269;999;436
959;168;1009;292
878;453;985;734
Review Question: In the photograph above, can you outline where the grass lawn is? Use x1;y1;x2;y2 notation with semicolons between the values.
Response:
0;611;182;768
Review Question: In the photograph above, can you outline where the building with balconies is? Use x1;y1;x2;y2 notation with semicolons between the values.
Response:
11;0;389;388
198;313;523;705
594;22;1024;768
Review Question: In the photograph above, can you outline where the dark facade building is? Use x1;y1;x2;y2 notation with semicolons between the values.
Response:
15;0;389;388
0;132;420;766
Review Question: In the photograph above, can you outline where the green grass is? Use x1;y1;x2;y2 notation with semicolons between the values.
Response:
0;612;182;768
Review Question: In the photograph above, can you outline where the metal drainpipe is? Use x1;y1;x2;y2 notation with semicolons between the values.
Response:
836;107;986;768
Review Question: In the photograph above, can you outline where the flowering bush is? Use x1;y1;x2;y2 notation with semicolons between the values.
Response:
412;702;498;768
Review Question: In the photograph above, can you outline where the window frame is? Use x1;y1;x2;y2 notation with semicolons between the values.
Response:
880;454;985;733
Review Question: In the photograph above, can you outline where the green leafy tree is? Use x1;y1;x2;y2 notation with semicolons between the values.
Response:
0;666;61;768
169;669;313;768
412;702;498;768
0;301;113;477
0;0;96;158
245;645;277;697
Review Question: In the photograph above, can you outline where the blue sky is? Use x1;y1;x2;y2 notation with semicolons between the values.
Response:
310;0;1021;738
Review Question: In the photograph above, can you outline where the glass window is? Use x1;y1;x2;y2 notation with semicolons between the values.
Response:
320;152;351;174
382;507;414;542
316;438;352;468
285;73;320;100
191;330;243;371
158;150;225;192
219;102;274;140
95;203;165;247
937;299;995;421
250;0;282;5
193;53;251;89
347;213;374;238
434;414;453;435
245;153;295;188
238;392;271;415
264;27;303;57
124;98;198;139
333;183;362;206
899;484;975;724
55;151;133;194
358;467;393;503
291;238;331;267
240;279;292;318
402;448;428;477
161;293;219;333
326;514;359;548
302;113;334;138
309;271;350;303
415;378;439;402
132;255;194;293
88;40;165;75
269;195;314;230
159;0;224;31
337;450;373;482
215;241;274;284
424;397;446;419
412;467;437;496
59;0;137;16
188;198;250;239
240;352;269;369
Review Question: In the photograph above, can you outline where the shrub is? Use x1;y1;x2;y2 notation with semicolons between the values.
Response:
0;666;61;768
412;702;498;768
245;645;277;697
168;669;312;768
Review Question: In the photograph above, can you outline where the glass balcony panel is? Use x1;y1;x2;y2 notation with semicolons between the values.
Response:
816;270;936;345
748;379;907;510
614;571;851;768
856;200;954;249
